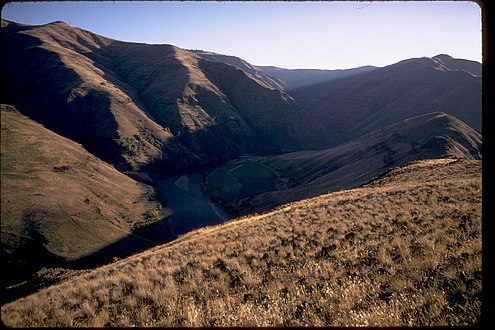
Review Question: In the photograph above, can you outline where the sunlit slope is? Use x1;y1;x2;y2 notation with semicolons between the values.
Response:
1;158;482;326
207;112;481;213
1;19;337;172
1;105;163;290
0;20;173;169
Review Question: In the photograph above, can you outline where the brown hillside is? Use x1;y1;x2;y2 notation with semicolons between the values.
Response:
1;20;173;170
207;112;481;213
1;158;481;326
291;54;482;138
192;50;286;90
1;19;337;172
0;104;165;299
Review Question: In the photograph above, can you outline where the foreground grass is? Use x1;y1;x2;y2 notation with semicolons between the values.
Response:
1;158;481;326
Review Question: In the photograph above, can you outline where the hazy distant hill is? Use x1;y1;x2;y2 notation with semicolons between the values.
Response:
430;53;482;76
291;54;481;139
207;112;481;213
190;51;376;92
1;157;481;326
0;104;165;300
256;65;377;90
1;19;338;173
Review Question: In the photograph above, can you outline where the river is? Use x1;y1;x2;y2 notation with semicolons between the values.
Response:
156;172;232;237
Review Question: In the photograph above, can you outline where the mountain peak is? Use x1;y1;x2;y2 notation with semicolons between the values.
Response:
47;20;69;25
431;53;481;76
41;20;74;30
433;54;453;60
1;19;30;29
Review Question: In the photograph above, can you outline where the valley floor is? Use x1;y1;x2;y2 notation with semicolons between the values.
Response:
156;172;231;237
1;158;482;326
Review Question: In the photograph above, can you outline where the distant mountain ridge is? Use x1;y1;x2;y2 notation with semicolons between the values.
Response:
256;65;377;90
290;54;482;140
188;50;377;91
190;50;286;90
1;20;481;168
430;54;481;76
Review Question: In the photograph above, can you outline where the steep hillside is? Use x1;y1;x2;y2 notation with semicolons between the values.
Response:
192;50;285;90
191;51;375;93
291;54;482;139
0;104;167;301
1;158;482;326
0;20;173;170
1;19;337;173
256;65;376;90
104;43;341;161
206;112;481;213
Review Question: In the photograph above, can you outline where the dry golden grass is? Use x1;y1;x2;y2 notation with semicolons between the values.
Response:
1;158;481;326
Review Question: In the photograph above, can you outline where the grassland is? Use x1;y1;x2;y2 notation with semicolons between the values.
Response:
1;158;482;326
1;104;164;299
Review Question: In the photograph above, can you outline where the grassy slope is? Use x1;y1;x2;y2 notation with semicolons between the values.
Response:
1;158;481;326
1;105;164;287
207;112;482;213
1;20;173;169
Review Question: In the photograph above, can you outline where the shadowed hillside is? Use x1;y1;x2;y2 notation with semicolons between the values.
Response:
1;158;481;326
191;50;286;91
256;65;377;90
0;104;167;301
1;19;337;173
0;20;173;170
291;54;481;139
206;112;481;213
191;51;377;92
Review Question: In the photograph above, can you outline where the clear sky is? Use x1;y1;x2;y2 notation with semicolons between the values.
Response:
1;1;482;69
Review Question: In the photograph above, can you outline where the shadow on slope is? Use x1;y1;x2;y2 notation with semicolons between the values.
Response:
1;24;124;166
67;217;174;269
290;55;482;138
2;215;174;305
206;112;482;214
0;105;168;303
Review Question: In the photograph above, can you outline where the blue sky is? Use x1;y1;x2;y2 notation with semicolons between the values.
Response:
1;1;482;69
